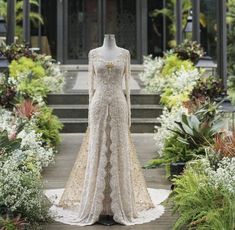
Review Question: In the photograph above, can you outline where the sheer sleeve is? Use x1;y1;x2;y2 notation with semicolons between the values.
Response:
88;50;95;127
125;50;131;128
88;50;95;105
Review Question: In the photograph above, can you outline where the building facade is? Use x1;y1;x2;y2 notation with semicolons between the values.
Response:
34;0;217;65
33;0;172;64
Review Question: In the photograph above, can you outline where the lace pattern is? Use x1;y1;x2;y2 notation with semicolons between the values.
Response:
52;48;169;226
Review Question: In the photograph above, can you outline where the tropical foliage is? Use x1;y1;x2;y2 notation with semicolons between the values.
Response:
1;43;64;104
141;41;227;166
170;158;235;229
150;0;206;48
0;43;64;228
0;0;43;41
140;48;201;108
141;38;235;229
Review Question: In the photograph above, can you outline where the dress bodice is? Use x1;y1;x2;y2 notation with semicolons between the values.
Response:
89;48;129;94
88;47;131;127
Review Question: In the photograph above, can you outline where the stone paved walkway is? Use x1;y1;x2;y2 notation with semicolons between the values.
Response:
41;133;177;229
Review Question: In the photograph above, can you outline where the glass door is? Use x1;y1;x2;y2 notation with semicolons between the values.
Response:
64;0;101;63
105;0;139;61
62;0;145;64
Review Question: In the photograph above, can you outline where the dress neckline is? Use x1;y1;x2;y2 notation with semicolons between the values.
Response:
95;48;124;63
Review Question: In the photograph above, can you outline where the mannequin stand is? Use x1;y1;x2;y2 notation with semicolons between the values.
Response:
97;215;117;226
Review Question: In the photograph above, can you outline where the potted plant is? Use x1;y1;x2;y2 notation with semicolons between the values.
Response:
168;103;224;177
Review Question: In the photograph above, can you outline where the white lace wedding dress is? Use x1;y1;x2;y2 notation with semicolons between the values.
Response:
43;48;171;226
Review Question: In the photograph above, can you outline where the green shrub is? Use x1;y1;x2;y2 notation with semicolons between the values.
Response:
144;134;205;173
161;54;194;77
172;39;205;63
8;56;50;102
0;152;52;225
190;75;224;102
160;88;191;108
145;102;223;170
170;161;235;230
9;57;45;79
18;78;49;100
163;134;205;163
170;103;224;148
0;130;22;155
144;158;169;169
34;106;63;147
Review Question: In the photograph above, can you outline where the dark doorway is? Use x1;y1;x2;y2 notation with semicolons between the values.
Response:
57;0;147;64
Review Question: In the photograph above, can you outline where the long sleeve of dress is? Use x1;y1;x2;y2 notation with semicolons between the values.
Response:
125;50;131;128
88;50;95;126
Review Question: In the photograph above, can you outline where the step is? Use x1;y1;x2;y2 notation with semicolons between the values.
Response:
46;92;161;105
60;118;160;133
49;104;163;119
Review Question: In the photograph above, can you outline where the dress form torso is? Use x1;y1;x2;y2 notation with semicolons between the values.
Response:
88;34;132;129
98;34;122;60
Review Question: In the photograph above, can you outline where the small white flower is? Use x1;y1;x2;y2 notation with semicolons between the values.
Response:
153;106;188;155
205;157;235;195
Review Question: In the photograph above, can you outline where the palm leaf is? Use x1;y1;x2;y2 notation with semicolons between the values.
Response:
0;0;7;18
0;0;44;25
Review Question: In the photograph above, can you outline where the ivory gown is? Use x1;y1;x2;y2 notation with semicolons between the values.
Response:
43;47;171;226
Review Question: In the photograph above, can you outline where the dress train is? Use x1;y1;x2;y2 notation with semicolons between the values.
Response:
43;126;171;226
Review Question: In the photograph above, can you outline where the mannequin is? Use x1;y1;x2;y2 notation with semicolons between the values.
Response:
96;34;120;226
98;34;121;60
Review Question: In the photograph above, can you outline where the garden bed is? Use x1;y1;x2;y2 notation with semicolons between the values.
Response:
0;43;64;229
141;40;235;229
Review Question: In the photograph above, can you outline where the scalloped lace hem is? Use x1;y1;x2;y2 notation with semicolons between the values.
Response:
43;188;171;226
73;105;109;224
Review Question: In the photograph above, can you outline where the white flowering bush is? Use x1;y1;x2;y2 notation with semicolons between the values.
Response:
8;54;64;104
0;108;55;225
171;158;235;229
17;128;55;169
140;54;201;109
153;106;188;155
139;55;165;92
160;67;200;108
205;157;235;195
0;109;20;134
0;43;62;226
43;61;64;93
0;150;51;223
0;108;55;170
